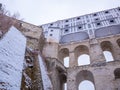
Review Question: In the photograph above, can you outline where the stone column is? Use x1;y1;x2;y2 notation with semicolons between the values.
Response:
50;69;61;90
110;38;120;61
67;68;77;90
89;39;105;64
69;51;76;67
67;77;77;90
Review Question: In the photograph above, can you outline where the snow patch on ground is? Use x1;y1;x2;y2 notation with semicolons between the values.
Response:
38;55;53;90
0;26;26;90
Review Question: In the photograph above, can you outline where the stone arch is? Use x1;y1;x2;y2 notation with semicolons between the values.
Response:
95;25;120;38
100;41;114;62
78;80;95;90
117;38;120;48
74;45;90;65
60;32;89;44
76;70;95;90
114;68;120;79
58;48;69;65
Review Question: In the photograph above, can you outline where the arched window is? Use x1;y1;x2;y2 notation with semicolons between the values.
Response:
59;48;69;64
74;45;90;66
78;54;90;66
101;41;114;62
114;68;120;79
76;70;95;90
64;57;69;67
103;51;114;62
117;39;120;48
64;83;67;90
79;80;95;90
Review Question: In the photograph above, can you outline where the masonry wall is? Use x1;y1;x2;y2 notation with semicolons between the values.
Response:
58;34;120;90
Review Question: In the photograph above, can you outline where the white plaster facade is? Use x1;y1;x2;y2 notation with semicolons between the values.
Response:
41;7;120;43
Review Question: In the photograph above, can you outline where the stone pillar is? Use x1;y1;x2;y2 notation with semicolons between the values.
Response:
110;38;120;61
94;72;114;90
50;68;63;90
67;78;77;90
89;39;105;64
67;68;77;90
69;51;76;67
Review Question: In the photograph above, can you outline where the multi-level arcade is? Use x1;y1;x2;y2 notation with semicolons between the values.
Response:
41;7;120;90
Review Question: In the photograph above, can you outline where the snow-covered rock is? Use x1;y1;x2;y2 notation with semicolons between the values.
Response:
0;26;26;90
38;55;53;90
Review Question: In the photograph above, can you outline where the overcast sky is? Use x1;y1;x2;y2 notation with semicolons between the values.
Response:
0;0;120;25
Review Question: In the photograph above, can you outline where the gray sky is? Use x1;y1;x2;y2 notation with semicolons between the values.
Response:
0;0;120;25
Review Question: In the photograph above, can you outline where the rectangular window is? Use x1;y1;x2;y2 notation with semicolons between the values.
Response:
50;23;53;26
50;34;53;36
118;8;120;11
109;19;116;24
64;29;69;33
65;20;69;22
78;25;83;30
65;24;69;27
94;18;100;21
104;11;109;14
93;13;97;16
77;17;80;20
51;30;53;32
95;22;102;27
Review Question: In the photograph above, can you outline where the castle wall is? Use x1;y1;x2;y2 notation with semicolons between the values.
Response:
0;27;26;90
42;42;59;58
67;61;120;90
58;34;120;90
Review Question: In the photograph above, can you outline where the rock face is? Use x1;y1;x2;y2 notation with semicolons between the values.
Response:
38;55;53;90
0;27;26;90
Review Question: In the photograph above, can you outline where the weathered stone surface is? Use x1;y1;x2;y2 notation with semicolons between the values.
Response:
0;27;26;90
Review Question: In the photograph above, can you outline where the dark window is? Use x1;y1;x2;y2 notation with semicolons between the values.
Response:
65;20;69;22
110;20;114;23
78;26;82;29
114;68;120;79
105;11;109;14
77;17;80;20
50;34;53;36
109;19;115;24
93;13;97;16
95;18;99;21
51;30;53;32
65;25;69;27
64;29;69;33
96;22;102;26
97;22;101;25
118;8;120;11
50;23;53;26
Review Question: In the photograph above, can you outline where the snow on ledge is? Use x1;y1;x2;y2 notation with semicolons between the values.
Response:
38;55;53;90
